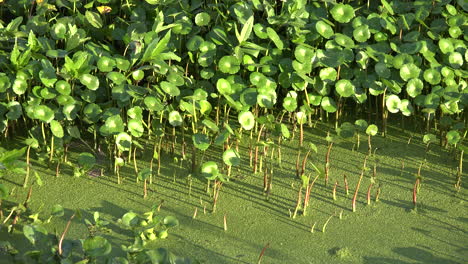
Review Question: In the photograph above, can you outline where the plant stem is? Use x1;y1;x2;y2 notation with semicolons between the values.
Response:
368;134;372;155
303;174;319;216
343;174;349;195
143;179;147;199
133;147;138;182
413;178;419;207
58;212;75;256
322;214;334;233
223;214;227;231
257;243;270;264
49;136;54;162
367;183;373;205
456;150;463;190
23;145;31;188
292;186;302;219
352;156;368;212
325;142;333;186
310;222;316;233
375;185;381;202
333;180;338;201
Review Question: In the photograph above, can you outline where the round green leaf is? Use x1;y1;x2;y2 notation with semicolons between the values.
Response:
400;63;421;81
400;99;413;116
321;96;337;113
137;168;151;181
386;94;401;113
78;152;96;169
116;132;132;152
101;115;125;135
128;119;144;137
167;72;184;86
199;100;212;116
80;74;99;91
201;161;219;180
406;78;423;98
12;78;27;95
83;103;102;123
337;122;355;138
97;56;115;72
296;111;307;125
106;72;126;85
334;33;355;48
375;62;391;78
51;22;67;39
316;21;334;39
423;133;437;144
192;133;210;151
366;124;378;136
218;56;240;74
257;90;277;109
446;130;461;145
195;12;211;26
353;25;370;42
319;68;337;82
331;4;355;23
449;26;462;38
160;81;180;97
335;79;355;97
6;101;22;121
448;52;463;68
294;45;314;63
423;69;441;85
121;212;139;227
438;39;454;54
34;105;54;123
144;96;163;112
354;119;368;132
168;111;182;127
282;97;297;112
217;78;233;95
238;111;255;130
223;149;240;166
250;72;267;87
83;236;111;257
186;35;204;51
50;120;64;138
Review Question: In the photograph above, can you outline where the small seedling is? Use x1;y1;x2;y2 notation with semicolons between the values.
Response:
333;180;338;201
413;178;420;208
375;185;381;202
310;222;317;233
324;135;334;186
257;243;270;264
192;207;198;219
223;214;227;231
292;185;303;219
343;174;349;195
322;214;334;233
352;156;368;212
367;183;373;205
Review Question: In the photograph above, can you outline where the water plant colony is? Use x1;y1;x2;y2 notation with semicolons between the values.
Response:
0;0;466;263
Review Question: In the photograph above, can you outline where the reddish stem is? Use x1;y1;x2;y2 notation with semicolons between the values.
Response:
367;183;373;205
